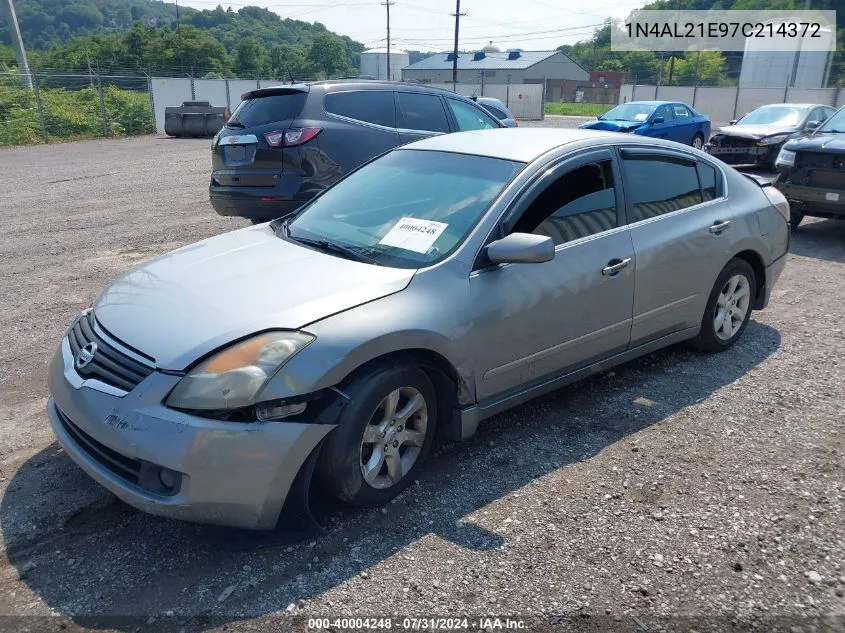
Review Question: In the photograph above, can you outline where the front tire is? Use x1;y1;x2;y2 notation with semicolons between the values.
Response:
789;210;804;231
316;365;437;507
690;258;755;353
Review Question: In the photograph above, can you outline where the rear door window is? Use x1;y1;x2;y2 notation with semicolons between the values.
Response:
396;92;450;133
448;99;500;130
621;153;703;222
673;104;691;119
324;91;396;128
479;102;508;120
228;93;307;127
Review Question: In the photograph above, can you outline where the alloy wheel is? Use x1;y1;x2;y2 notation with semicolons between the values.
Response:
714;274;750;341
359;387;428;489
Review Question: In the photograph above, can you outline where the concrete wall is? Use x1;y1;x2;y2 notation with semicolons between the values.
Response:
431;82;545;120
620;84;844;126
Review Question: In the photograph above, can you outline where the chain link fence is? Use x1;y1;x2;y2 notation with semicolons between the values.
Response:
0;71;156;146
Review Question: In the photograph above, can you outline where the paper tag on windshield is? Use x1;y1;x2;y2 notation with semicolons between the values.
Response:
379;217;448;253
634;113;649;121
826;192;840;202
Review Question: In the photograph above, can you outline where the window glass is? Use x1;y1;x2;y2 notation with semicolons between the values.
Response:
227;93;307;127
324;91;396;128
396;92;450;132
697;161;719;202
479;102;509;120
623;155;703;222
288;150;524;269
511;160;618;245
673;104;691;119
653;104;674;122
448;99;500;131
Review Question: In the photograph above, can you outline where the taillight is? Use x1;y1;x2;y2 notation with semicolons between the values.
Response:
264;127;322;148
763;185;790;223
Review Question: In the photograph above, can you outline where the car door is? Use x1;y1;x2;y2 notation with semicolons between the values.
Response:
619;147;735;347
646;104;675;140
670;103;695;143
395;91;451;145
320;90;401;174
468;149;635;404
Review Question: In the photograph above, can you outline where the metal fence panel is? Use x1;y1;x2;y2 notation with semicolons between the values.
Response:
193;79;229;109
150;77;192;134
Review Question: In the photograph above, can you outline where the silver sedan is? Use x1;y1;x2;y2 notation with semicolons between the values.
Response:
47;129;790;529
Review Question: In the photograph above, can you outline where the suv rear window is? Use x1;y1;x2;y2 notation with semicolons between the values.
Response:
228;92;307;127
325;91;396;128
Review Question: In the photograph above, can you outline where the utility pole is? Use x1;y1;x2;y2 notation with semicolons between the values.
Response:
5;0;32;88
451;0;465;89
381;0;393;80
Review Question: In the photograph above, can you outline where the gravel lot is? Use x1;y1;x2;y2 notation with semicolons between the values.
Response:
0;124;843;633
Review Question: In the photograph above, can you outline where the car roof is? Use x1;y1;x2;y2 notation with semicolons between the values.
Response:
750;103;819;109
403;128;628;162
625;100;689;107
244;79;471;100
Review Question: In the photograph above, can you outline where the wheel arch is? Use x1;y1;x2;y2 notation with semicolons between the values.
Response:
731;249;766;310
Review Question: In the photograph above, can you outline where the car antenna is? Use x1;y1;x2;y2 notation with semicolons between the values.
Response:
287;66;295;84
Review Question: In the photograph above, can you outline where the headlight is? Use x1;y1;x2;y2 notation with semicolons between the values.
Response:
757;134;790;146
775;148;796;168
165;331;314;411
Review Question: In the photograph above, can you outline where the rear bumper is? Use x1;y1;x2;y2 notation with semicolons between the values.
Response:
775;181;845;217
209;189;305;220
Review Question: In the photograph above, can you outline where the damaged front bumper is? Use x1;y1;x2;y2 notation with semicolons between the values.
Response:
705;142;772;165
47;337;335;530
775;180;845;217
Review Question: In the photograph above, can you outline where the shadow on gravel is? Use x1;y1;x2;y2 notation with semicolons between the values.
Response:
789;218;845;264
1;321;781;631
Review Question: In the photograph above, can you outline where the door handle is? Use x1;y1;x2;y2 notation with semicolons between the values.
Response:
602;257;632;276
709;220;731;234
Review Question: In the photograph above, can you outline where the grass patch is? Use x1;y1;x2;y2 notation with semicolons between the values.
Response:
545;102;614;117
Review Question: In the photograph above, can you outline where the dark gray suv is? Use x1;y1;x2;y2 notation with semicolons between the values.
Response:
210;80;504;223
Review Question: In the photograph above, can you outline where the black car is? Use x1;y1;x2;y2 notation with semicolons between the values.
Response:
706;103;836;169
774;105;845;230
210;80;504;222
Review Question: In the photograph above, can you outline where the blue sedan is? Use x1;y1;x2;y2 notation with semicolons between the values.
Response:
580;101;711;149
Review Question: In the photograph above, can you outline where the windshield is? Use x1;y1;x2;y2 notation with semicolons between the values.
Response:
285;150;524;269
738;106;806;127
600;103;656;122
817;107;845;133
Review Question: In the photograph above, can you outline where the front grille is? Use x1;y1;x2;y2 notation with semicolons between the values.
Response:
68;312;154;392
55;407;142;485
711;135;753;148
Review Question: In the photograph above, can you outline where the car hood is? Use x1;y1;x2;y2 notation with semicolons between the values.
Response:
783;133;845;154
579;119;643;132
713;124;797;140
93;225;416;370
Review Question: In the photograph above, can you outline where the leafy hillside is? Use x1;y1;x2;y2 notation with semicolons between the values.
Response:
0;0;364;79
0;0;187;49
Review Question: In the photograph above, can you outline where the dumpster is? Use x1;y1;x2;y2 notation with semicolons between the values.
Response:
164;101;230;137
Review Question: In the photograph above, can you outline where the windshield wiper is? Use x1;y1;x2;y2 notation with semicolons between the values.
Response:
817;129;845;134
277;221;381;265
226;121;245;128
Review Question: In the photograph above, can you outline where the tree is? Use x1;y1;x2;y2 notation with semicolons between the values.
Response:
269;44;314;80
233;37;267;78
308;33;347;78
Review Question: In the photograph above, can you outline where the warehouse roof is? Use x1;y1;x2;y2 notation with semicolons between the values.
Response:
404;50;576;71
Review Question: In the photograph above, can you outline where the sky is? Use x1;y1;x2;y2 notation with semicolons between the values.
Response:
177;0;648;51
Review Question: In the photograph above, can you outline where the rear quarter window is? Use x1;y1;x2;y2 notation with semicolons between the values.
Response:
228;93;307;127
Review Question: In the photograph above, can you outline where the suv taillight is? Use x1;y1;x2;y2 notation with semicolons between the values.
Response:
763;184;790;223
264;127;322;148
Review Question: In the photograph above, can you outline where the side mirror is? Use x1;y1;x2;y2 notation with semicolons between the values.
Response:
651;115;665;125
486;233;554;265
805;120;821;132
729;119;737;125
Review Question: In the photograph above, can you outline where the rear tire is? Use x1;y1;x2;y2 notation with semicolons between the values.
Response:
690;258;756;353
691;133;704;150
316;365;437;507
250;218;267;225
789;210;804;231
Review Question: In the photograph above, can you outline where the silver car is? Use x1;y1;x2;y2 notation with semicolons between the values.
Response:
47;129;790;530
